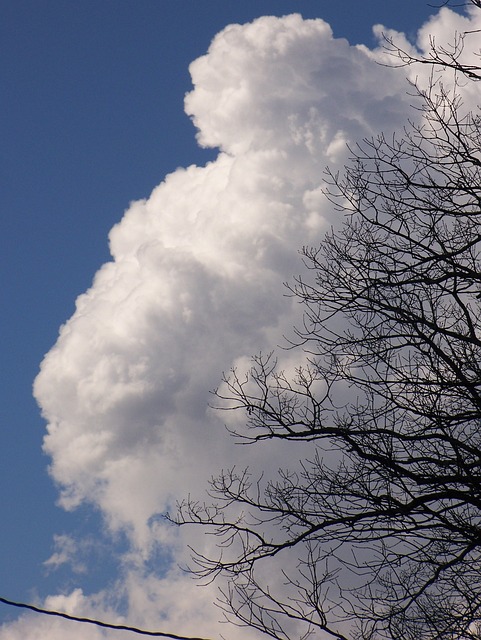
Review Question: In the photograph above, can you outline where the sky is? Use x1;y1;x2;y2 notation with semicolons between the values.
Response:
1;1;478;638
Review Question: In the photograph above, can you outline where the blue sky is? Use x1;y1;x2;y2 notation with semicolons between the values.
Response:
1;1;470;636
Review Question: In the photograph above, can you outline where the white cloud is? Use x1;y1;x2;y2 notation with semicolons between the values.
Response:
371;6;481;110
35;13;415;555
186;14;412;156
6;7;480;640
43;534;87;574
0;589;121;640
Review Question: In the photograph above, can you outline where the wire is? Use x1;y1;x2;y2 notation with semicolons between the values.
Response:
0;596;212;639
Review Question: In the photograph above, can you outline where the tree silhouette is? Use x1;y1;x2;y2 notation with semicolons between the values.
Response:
174;3;481;638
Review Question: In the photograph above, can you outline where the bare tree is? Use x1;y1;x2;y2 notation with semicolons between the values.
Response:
173;3;481;639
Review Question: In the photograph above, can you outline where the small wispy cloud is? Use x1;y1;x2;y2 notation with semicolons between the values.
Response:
43;534;88;575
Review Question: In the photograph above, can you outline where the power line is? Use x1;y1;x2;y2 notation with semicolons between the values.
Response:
0;596;213;639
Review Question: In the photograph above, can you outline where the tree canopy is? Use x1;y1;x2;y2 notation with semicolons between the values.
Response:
174;3;481;638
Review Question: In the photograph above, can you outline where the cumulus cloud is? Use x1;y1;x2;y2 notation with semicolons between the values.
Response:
5;7;480;640
34;13;413;549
